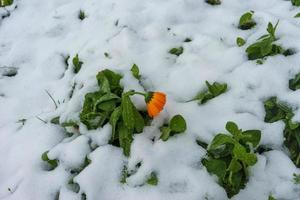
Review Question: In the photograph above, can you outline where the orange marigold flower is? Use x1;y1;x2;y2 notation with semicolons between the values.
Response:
145;92;166;118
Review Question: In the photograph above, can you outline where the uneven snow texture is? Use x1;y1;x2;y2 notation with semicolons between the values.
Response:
1;0;300;199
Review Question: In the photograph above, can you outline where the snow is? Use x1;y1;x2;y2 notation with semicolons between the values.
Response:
1;0;300;199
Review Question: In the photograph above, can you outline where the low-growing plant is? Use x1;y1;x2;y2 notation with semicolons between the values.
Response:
246;21;293;60
289;72;300;91
264;97;300;167
236;37;246;47
147;172;158;185
78;10;86;20
205;0;221;5
268;195;276;200
202;121;261;197
73;54;83;74
0;0;13;7
104;52;111;58
189;81;227;104
79;69;166;156
264;97;293;123
238;11;256;30
169;46;183;56
160;115;187;141
184;38;192;42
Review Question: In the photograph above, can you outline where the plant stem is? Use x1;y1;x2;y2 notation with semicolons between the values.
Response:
132;91;146;97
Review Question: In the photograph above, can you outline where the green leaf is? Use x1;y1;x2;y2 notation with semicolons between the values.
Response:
104;52;110;58
264;97;293;123
238;11;256;30
120;166;129;184
50;116;60;125
121;94;135;130
78;10;86;20
118;122;133;157
295;12;300;18
225;121;240;138
191;81;227;104
293;173;300;184
233;143;257;166
184;38;192;42
206;81;228;97
41;151;58;170
61;120;78;127
241;130;261;148
96;69;123;95
228;158;242;173
236;37;246;47
41;151;50;161
133;108;145;133
196;139;208;149
109;106;122;141
80;91;107;129
205;0;221;5
209;134;235;150
93;93;119;112
147;172;158;185
131;64;141;80
160;127;171;141
96;100;117;112
94;93;120;106
0;0;13;7
170;115;187;133
268;195;277;200
288;120;300;130
73;54;83;74
289;72;300;91
202;158;227;179
169;47;184;56
292;0;300;6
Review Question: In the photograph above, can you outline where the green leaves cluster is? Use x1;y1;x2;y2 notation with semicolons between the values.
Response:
79;69;123;130
73;54;83;74
0;0;13;7
246;21;293;61
205;0;221;5
169;46;184;56
202;121;261;197
79;69;147;157
190;81;227;104
264;97;300;167
289;72;300;91
246;21;282;60
238;11;256;30
264;97;293;123
160;115;187;141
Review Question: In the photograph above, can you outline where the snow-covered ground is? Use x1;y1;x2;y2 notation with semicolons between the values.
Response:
1;0;300;199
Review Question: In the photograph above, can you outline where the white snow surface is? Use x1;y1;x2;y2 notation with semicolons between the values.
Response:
0;0;300;199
